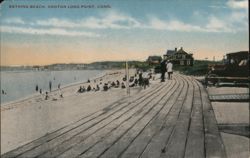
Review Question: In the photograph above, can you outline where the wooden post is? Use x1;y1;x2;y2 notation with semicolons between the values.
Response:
125;61;130;95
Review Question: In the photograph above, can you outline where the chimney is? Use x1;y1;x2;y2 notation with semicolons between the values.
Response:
175;48;177;52
180;47;183;50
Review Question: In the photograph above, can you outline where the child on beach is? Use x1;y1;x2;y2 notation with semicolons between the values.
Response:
45;92;49;100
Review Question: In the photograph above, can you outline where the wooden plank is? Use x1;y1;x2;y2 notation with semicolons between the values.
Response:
16;82;170;158
98;77;186;158
2;83;163;158
198;82;227;158
57;79;179;158
140;76;193;158
159;78;195;158
118;77;188;158
37;81;175;158
184;80;205;158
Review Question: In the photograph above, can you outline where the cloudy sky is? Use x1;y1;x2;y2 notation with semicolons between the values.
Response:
0;0;249;66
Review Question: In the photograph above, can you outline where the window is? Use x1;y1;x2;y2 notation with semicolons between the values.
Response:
180;61;184;65
187;60;190;65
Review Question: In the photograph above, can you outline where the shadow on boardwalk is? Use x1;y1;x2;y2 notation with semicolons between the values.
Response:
2;74;227;158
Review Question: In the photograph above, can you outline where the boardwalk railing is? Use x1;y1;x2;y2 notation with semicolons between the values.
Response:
205;76;249;87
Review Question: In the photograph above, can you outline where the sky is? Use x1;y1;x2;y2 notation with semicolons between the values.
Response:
0;0;249;66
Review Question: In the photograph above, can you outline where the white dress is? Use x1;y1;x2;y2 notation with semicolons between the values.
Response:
166;62;173;72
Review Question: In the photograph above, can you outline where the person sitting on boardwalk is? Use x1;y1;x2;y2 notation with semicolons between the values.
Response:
167;60;173;80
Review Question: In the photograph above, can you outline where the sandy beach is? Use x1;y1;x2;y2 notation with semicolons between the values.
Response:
1;69;144;154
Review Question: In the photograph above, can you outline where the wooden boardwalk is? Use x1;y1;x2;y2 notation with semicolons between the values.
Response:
209;93;249;102
2;74;227;158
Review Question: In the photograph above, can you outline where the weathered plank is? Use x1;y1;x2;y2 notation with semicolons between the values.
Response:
2;74;228;158
2;85;161;158
117;77;187;158
140;76;193;158
16;82;168;158
93;76;185;158
198;81;227;158
184;80;205;158
57;79;178;158
159;77;194;158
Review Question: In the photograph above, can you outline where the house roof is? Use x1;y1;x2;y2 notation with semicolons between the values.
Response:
166;50;175;56
147;56;162;61
176;48;188;54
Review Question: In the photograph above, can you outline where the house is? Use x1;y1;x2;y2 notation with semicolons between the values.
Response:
163;47;194;66
147;56;162;65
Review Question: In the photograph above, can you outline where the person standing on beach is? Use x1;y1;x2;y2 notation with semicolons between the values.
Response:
45;92;49;100
166;60;173;80
49;81;52;92
160;60;166;82
35;85;39;92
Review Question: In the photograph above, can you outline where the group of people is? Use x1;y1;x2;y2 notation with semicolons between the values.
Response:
161;60;173;82
137;71;150;89
42;81;63;100
78;84;100;93
77;75;152;93
77;79;126;93
2;90;7;95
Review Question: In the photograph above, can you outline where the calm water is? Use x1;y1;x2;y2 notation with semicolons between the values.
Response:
0;70;104;104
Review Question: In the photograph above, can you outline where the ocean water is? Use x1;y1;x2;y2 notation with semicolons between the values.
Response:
0;70;104;104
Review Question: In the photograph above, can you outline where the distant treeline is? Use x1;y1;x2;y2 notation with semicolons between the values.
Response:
173;60;222;76
0;61;151;71
0;60;221;76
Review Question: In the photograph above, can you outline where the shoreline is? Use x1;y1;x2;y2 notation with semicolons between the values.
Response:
0;69;122;108
0;69;124;110
1;68;136;153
